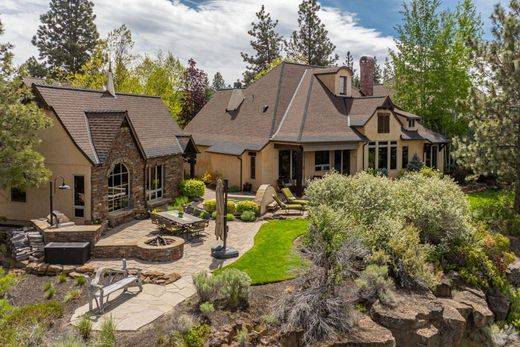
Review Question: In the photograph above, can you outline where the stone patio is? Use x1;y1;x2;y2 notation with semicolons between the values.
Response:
72;217;265;331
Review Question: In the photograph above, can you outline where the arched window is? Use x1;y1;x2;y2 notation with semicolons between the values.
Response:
108;163;130;212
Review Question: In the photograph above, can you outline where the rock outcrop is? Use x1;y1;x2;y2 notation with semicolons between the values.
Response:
330;316;396;347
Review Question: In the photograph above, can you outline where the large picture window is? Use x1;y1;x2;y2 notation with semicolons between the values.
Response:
74;176;85;218
108;163;130;212
146;165;164;201
249;152;256;179
378;141;388;169
402;145;409;169
314;151;330;171
368;142;376;169
390;141;397;170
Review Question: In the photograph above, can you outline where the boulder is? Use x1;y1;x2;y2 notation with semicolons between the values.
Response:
507;257;520;286
437;299;466;346
329;315;396;347
35;263;48;275
416;325;440;347
164;272;181;284
62;265;75;274
46;264;63;276
486;291;511;321
434;278;452;298
25;262;39;274
68;271;83;279
76;264;96;274
453;290;494;328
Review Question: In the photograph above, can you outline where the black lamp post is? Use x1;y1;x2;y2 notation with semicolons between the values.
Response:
49;176;70;227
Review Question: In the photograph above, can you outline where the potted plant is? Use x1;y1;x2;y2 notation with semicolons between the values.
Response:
243;182;252;192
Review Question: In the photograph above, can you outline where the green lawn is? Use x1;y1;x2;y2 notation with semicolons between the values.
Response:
467;189;513;212
215;219;309;285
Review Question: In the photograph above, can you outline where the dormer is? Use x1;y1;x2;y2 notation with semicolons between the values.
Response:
393;108;421;131
314;66;353;97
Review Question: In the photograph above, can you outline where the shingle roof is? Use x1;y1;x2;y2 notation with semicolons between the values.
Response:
186;62;444;154
401;124;449;144
32;84;185;164
85;111;127;163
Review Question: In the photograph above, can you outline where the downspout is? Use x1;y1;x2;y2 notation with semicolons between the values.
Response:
237;155;243;189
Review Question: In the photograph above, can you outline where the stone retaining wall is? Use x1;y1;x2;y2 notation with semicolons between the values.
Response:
93;236;184;262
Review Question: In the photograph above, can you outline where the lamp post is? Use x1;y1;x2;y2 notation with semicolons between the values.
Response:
49;176;70;227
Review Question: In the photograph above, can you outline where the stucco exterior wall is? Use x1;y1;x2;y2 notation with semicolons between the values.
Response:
0;110;92;224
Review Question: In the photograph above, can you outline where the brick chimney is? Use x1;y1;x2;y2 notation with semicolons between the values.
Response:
360;56;374;96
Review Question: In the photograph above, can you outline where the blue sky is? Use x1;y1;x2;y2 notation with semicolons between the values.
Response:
0;0;506;82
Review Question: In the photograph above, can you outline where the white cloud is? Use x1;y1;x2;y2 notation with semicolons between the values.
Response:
0;0;395;82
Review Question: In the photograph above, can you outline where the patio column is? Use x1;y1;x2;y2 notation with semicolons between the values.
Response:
295;147;303;197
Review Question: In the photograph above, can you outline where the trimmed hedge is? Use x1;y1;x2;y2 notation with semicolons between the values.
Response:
180;179;205;198
203;200;236;214
240;210;256;222
236;200;259;214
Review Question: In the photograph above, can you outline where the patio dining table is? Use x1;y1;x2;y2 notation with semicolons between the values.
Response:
155;210;206;239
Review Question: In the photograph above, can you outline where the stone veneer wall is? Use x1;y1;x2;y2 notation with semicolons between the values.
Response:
90;123;184;223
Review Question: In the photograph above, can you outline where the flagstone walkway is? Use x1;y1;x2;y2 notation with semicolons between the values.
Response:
71;218;264;331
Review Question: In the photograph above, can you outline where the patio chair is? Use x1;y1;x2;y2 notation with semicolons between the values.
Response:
186;221;206;239
281;188;308;206
272;194;305;215
184;205;195;214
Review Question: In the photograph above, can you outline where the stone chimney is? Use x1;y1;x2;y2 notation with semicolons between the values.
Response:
360;56;375;96
233;79;243;89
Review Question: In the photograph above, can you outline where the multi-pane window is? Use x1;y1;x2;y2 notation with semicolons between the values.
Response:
368;142;376;169
334;150;350;175
408;119;415;128
378;141;388;169
390;141;397;170
402;145;409;169
314;151;330;171
378;113;390;133
249;152;256;179
339;76;347;95
74;176;85;218
108;163;130;212
10;188;26;203
146;165;164;201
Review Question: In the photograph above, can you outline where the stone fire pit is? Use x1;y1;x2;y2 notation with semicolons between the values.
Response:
136;235;185;262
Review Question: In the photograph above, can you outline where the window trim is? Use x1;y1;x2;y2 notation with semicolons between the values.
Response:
146;164;164;202
408;119;415;128
73;175;85;218
314;151;331;172
339;76;347;95
402;145;409;169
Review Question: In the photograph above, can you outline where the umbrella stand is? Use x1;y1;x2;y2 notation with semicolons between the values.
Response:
211;179;239;259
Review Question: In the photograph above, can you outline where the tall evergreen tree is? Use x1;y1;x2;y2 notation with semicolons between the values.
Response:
286;0;338;66
373;57;382;84
389;0;482;137
32;0;99;76
241;5;283;85
212;72;226;90
107;24;134;90
344;51;355;71
0;19;51;190
19;56;48;78
453;0;520;213
178;58;209;128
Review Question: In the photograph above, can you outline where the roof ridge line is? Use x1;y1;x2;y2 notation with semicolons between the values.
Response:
297;74;315;142
269;62;285;136
34;84;162;99
271;69;309;139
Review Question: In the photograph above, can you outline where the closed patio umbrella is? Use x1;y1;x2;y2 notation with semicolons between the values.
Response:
215;178;225;241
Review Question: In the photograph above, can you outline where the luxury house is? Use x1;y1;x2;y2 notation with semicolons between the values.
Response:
185;57;449;195
0;77;196;225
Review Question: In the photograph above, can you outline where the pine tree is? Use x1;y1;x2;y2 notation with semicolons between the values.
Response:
389;0;481;137
108;24;134;90
0;19;51;189
241;5;283;85
178;58;209;128
344;51;355;72
453;0;520;213
32;0;99;75
212;72;226;90
286;0;338;66
373;57;382;84
19;56;48;78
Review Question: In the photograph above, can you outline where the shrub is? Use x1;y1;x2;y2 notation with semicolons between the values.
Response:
199;302;214;317
53;335;88;347
407;153;424;171
227;213;235;221
77;314;93;340
355;265;396;306
203;200;236;214
418;166;442;178
75;276;86;286
260;314;277;326
236;200;258;214
211;211;217;219
97;316;116;346
488;323;519;346
219;269;251;309
180;179;206;198
203;199;217;213
0;268;14;296
228;185;241;193
200;171;221;186
64;289;81;303
43;282;56;299
240;210;256;222
57;272;68;283
169;195;189;211
192;272;218;302
199;211;209;219
236;325;249;347
173;323;210;347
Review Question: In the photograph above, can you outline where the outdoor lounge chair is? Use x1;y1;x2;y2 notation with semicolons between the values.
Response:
281;188;308;205
86;259;142;313
272;194;305;215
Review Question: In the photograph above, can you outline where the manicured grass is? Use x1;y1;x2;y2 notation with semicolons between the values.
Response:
467;189;513;212
215;219;309;285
